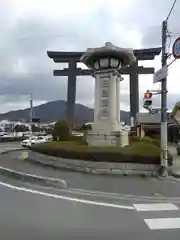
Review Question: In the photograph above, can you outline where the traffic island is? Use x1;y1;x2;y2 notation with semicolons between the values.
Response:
29;137;172;177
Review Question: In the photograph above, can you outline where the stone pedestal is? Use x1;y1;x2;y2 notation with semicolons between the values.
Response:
86;130;129;147
80;42;136;147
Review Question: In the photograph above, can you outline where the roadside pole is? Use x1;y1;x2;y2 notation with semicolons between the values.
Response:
146;1;177;177
160;20;168;176
152;27;180;177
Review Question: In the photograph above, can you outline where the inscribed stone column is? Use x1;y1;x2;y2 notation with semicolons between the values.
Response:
108;71;117;126
94;74;100;122
116;76;120;123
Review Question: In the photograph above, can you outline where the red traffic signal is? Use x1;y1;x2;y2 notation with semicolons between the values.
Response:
143;91;152;109
144;91;152;99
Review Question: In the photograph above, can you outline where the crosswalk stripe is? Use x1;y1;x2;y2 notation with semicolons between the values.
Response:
133;203;178;211
144;218;180;230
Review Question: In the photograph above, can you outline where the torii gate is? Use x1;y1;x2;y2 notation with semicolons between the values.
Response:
47;47;161;128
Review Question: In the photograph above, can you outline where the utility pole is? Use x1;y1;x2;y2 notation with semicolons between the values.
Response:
160;20;168;176
29;93;33;143
150;0;177;177
30;93;33;124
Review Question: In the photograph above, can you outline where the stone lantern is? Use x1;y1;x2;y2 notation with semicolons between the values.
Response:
80;42;136;146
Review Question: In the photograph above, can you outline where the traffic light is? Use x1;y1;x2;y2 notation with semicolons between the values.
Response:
143;90;152;109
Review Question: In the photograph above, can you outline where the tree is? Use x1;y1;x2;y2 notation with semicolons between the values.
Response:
172;102;180;123
52;120;70;141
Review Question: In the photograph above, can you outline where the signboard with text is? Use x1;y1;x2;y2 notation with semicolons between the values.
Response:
153;65;168;83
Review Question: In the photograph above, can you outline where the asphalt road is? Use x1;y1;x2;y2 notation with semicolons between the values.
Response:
1;150;180;198
1;145;180;238
0;141;21;152
1;177;180;239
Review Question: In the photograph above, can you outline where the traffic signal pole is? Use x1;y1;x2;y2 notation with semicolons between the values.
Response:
160;20;168;176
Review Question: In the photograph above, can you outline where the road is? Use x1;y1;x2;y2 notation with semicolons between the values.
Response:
0;177;180;239
1;143;180;238
1;150;180;197
0;141;21;152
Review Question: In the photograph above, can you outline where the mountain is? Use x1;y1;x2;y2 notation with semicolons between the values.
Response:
0;100;130;123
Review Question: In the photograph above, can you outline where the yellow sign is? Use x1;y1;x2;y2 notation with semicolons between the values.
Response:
21;151;29;160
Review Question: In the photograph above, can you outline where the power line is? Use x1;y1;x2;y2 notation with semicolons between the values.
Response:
166;0;177;21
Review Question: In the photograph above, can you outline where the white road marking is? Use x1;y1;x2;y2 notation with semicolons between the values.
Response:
144;218;180;230
0;181;134;210
133;203;178;211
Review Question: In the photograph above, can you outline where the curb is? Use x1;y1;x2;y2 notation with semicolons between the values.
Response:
0;166;67;189
27;151;176;179
4;150;176;180
27;155;158;178
27;158;175;179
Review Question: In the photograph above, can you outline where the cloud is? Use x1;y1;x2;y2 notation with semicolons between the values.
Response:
0;0;179;114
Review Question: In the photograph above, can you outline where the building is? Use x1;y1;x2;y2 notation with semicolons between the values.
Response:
136;112;180;142
136;113;161;138
0;120;17;132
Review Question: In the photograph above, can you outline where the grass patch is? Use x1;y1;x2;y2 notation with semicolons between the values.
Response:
31;139;163;164
36;140;160;157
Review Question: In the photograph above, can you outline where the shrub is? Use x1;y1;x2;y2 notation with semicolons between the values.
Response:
52;120;70;141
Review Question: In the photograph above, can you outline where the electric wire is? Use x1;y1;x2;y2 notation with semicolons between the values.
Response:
166;0;177;21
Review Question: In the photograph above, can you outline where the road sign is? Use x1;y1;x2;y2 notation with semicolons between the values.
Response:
153;65;168;83
172;37;180;59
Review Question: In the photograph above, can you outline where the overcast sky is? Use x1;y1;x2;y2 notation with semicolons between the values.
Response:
0;0;180;113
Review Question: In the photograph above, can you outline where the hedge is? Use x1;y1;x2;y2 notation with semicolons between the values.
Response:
31;140;166;165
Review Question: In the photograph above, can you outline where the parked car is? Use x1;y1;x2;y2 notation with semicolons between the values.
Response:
44;135;53;141
21;136;47;147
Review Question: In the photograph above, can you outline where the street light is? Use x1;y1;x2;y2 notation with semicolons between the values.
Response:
18;93;33;142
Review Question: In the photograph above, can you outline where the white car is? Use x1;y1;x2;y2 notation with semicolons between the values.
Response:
44;135;53;141
21;136;47;147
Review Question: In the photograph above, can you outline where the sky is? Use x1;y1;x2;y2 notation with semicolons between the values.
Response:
0;0;180;113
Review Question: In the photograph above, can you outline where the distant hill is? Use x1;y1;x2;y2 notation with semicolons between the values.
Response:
0;100;130;123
